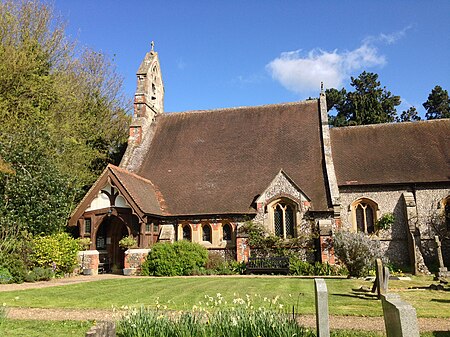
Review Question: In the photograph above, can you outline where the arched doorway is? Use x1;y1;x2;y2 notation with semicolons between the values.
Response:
95;215;129;270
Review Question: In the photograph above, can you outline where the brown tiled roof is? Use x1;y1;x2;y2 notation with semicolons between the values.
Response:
109;165;167;215
136;100;330;215
330;119;450;186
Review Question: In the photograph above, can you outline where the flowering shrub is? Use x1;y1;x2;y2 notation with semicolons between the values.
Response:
29;232;79;276
117;293;314;337
333;230;385;277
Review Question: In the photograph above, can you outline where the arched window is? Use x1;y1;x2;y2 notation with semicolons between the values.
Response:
182;225;192;241
352;198;378;234
272;200;296;239
444;196;450;230
223;223;232;241
202;224;211;243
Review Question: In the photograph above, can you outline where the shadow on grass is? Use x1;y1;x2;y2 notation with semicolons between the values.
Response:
431;298;450;303
430;332;450;337
331;293;379;301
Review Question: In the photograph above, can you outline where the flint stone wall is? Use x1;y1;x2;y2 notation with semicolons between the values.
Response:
339;184;450;268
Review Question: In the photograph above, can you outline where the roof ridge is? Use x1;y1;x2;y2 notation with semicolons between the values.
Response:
331;118;450;131
109;164;156;186
163;99;318;116
109;164;169;215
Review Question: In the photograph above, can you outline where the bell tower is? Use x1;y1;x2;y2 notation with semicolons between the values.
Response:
134;41;164;120
120;42;164;172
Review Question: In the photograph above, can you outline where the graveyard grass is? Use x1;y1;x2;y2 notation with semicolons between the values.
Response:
0;276;448;318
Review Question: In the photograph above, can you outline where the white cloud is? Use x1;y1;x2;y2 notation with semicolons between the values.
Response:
266;27;410;94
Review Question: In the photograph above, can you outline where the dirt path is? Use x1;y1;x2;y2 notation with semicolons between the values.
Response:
1;275;449;332
5;307;450;332
0;274;125;292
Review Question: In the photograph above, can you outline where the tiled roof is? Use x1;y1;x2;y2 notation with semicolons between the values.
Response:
135;100;331;215
330;119;450;186
109;165;167;215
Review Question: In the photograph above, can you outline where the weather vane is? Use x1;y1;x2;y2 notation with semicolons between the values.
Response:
151;41;155;52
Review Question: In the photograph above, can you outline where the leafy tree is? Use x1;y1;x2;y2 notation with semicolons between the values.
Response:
396;106;421;122
0;0;130;235
326;71;401;126
423;85;450;120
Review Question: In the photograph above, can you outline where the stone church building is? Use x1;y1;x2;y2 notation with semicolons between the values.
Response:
69;46;450;274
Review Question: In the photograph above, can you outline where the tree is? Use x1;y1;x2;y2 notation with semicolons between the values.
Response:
423;85;450;120
326;72;401;127
0;0;130;235
396;106;421;122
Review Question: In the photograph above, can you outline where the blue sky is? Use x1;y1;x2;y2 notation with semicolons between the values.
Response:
53;1;450;117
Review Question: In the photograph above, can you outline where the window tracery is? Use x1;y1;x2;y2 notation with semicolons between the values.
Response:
271;199;296;239
352;198;378;234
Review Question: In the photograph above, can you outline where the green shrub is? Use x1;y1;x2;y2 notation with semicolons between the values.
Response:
289;257;348;276
29;232;79;276
141;241;208;276
333;230;385;277
24;267;54;282
0;267;12;284
204;252;244;275
0;228;33;283
289;257;315;275
0;255;28;284
119;236;138;249
376;213;395;231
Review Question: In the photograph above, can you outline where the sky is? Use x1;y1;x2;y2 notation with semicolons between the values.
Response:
53;1;450;117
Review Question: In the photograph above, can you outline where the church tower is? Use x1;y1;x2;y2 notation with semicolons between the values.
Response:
120;42;164;172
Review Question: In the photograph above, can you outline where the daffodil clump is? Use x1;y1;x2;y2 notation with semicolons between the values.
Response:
117;293;314;337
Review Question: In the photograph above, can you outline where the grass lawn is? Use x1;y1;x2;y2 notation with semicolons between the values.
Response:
0;275;448;318
0;320;92;337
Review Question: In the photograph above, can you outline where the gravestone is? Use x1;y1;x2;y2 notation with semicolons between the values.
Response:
373;258;389;299
314;278;330;337
435;235;450;278
381;293;419;337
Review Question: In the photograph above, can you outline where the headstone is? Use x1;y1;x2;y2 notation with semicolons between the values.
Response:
374;258;386;298
314;278;330;337
382;266;390;294
381;293;419;337
434;236;450;277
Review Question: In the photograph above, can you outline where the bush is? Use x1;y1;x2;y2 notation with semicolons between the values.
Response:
119;236;138;249
141;241;208;276
24;267;54;282
376;213;395;231
333;230;385;277
29;232;79;276
0;228;33;283
0;267;12;284
289;257;348;276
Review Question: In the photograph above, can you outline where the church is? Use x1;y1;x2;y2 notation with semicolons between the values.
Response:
69;46;450;274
